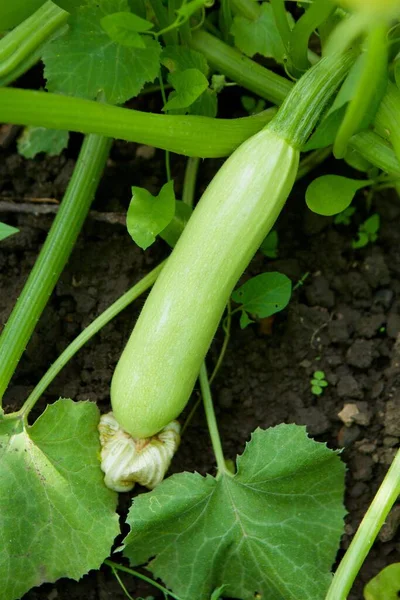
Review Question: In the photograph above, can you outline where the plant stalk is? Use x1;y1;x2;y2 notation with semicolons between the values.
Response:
326;448;400;599
0;134;111;404
0;1;67;78
199;362;231;478
0;87;276;158
9;261;165;420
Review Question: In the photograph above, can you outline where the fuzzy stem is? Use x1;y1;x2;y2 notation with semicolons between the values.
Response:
326;449;400;599
7;261;165;420
0;134;111;404
199;363;231;478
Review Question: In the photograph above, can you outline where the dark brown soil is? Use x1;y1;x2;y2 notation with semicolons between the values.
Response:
1;134;400;600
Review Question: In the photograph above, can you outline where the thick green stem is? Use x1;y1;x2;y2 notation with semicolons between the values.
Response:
374;80;400;166
0;1;67;78
0;87;276;157
8;262;165;420
326;449;400;599
333;24;388;159
288;0;335;77
268;50;355;148
189;30;293;105
0;134;111;404
349;130;400;177
199;362;231;478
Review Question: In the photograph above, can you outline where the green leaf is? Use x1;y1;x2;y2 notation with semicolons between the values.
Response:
231;4;292;64
189;88;218;118
352;214;380;249
260;230;279;258
17;126;69;159
0;223;19;241
160;200;192;248
314;371;326;380
101;11;153;48
231;272;292;319
127;180;176;250
0;400;119;600
52;0;84;12
311;385;323;395
164;69;209;112
334;206;356;226
43;0;161;104
239;310;254;329
364;563;400;600
123;424;346;600
161;46;209;76
306;175;367;217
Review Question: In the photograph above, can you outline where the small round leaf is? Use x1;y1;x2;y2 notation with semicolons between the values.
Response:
306;175;367;216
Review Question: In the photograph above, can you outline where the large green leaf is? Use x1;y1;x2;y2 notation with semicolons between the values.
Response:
0;400;119;600
305;175;367;216
231;4;292;64
123;424;346;600
43;0;161;103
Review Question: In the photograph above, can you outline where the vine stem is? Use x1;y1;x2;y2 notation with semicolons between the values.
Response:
199;363;232;478
182;156;200;207
4;261;166;422
0;134;112;404
288;0;335;77
104;560;182;600
326;448;400;599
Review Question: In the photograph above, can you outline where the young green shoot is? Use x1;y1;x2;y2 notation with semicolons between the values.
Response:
311;371;328;396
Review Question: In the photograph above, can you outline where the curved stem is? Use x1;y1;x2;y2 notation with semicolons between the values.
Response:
13;261;165;421
0;86;276;158
105;560;182;600
0;134;111;404
288;0;334;77
199;362;231;478
333;24;388;159
349;130;400;177
326;449;400;600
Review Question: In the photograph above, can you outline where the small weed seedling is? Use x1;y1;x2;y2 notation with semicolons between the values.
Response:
352;213;380;248
311;371;328;396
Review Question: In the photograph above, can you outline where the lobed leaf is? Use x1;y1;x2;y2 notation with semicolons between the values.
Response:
43;0;161;104
231;4;292;64
123;424;346;600
127;180;176;249
164;69;209;111
0;400;119;600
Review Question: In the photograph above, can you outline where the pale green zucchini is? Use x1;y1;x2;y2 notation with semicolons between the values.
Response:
111;50;355;439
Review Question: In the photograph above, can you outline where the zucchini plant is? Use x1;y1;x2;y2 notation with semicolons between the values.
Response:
1;0;400;599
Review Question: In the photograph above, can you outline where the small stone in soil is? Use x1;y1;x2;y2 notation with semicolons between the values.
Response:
337;374;363;399
338;425;361;447
293;407;330;436
384;396;400;436
386;313;400;338
378;505;400;542
338;403;360;426
346;339;375;369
